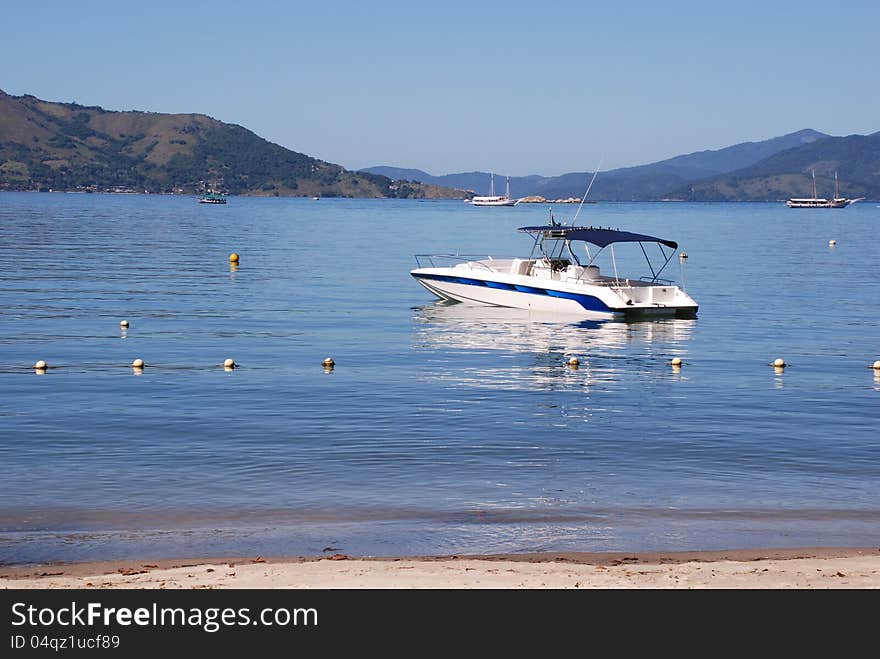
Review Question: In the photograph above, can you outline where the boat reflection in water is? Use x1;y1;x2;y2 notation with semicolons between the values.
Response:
411;301;695;392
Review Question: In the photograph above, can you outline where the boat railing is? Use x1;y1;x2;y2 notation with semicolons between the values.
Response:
638;276;677;286
414;254;508;272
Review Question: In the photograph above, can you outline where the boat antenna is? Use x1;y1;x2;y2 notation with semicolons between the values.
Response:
571;156;603;225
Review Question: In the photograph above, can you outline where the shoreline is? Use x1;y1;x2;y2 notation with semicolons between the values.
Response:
3;547;878;589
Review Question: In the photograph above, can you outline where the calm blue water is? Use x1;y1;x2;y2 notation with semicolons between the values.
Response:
1;192;878;564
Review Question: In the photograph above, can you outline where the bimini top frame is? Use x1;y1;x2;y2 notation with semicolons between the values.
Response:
517;224;679;284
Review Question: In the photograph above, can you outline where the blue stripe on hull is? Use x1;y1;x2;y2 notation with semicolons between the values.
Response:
513;284;546;294
485;281;516;290
545;288;612;312
412;273;612;312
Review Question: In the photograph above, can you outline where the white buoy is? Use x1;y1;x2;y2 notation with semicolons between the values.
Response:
773;358;785;368
323;357;335;368
224;358;236;368
829;239;837;246
679;252;688;259
34;360;47;369
872;360;880;370
567;357;580;367
671;357;682;366
120;319;129;328
132;358;144;368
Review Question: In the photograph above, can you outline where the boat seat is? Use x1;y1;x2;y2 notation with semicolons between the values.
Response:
510;259;534;275
582;265;601;281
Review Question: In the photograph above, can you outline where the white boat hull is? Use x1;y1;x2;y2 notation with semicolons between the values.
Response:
468;197;518;206
411;262;698;320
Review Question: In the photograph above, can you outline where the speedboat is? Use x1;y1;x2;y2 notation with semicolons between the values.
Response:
411;219;698;320
199;192;227;204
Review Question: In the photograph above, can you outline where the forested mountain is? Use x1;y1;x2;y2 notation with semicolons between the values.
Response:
678;133;880;201
363;128;876;201
0;90;469;198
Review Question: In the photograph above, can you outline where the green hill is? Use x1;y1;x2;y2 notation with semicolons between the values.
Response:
0;90;469;198
671;133;880;201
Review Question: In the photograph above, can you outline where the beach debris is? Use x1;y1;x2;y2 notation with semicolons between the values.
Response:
120;319;129;328
836;571;846;577
143;564;158;568
117;567;148;576
251;556;266;563
229;252;240;263
206;568;215;572
327;553;349;561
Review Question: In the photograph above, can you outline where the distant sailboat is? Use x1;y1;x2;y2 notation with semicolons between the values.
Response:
786;170;863;208
468;173;518;206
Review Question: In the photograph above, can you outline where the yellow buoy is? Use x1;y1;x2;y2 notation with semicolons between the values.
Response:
872;360;880;370
229;252;240;263
224;358;236;368
323;357;335;368
773;358;785;368
567;357;580;367
132;358;144;368
671;357;682;366
34;360;47;369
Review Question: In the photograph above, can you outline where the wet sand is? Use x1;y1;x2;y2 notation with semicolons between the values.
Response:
2;547;879;589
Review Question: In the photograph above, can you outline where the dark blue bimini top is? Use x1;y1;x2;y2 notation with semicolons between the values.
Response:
517;225;678;250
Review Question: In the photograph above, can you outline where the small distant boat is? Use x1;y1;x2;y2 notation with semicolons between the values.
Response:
468;173;518;207
786;170;863;208
199;192;227;204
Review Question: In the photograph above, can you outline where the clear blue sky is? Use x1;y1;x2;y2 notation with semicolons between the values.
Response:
3;1;878;176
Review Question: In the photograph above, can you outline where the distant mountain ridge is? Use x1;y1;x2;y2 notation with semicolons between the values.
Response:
680;133;880;201
0;89;470;198
362;128;880;201
364;129;828;198
4;88;875;201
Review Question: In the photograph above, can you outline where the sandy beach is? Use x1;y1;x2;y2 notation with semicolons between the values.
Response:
2;548;878;589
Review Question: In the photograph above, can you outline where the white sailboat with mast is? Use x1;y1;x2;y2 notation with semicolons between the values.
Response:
469;173;519;206
786;169;863;208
